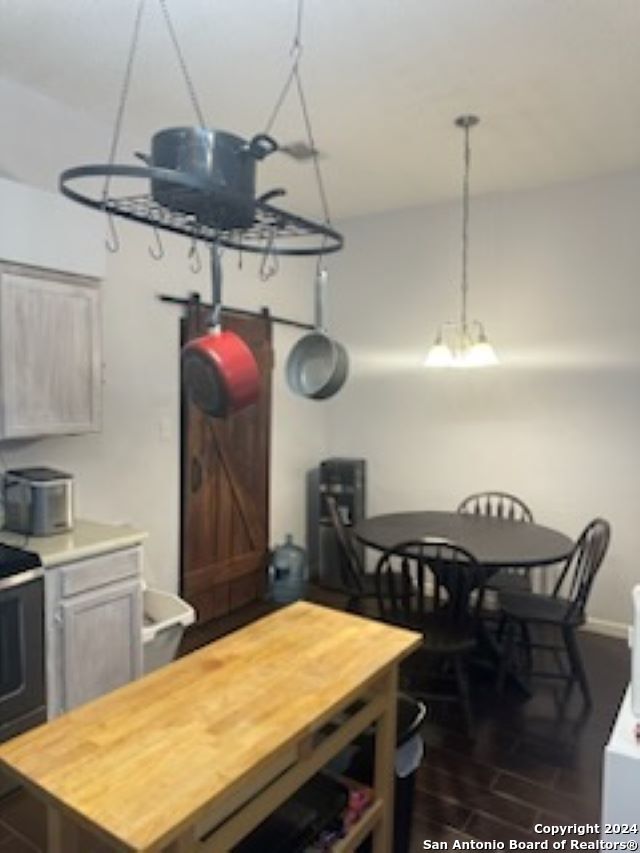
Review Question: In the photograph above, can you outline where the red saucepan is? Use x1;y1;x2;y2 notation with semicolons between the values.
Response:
181;248;259;417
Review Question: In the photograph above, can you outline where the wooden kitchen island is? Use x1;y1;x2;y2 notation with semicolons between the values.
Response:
0;601;421;853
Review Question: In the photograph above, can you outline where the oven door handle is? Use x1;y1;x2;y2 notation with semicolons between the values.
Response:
0;567;43;591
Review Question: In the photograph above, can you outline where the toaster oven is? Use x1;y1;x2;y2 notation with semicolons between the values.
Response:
3;467;74;536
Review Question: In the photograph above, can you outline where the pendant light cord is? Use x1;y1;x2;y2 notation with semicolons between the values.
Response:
263;0;333;228
460;120;471;330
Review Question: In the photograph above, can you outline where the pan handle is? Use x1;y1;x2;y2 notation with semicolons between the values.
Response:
243;134;279;161
134;151;152;166
314;267;328;332
209;245;223;330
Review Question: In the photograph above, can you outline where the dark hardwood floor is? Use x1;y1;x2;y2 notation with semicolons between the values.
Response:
0;591;628;852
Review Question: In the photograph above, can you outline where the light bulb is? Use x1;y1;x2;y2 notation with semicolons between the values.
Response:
424;338;453;367
466;338;499;367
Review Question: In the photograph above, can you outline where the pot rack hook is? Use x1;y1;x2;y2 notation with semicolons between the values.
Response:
188;239;202;274
105;213;120;253
148;226;164;260
259;229;279;281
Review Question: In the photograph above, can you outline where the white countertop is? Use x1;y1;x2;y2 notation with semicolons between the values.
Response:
0;519;147;567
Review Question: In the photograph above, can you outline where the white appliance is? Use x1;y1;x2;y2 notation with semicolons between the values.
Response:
601;586;640;833
3;468;73;536
632;585;640;716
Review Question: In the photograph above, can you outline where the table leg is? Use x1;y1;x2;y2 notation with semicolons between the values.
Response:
165;828;197;852
372;666;398;853
46;806;66;853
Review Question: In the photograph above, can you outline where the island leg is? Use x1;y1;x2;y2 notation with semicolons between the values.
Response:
372;666;398;853
165;827;197;852
46;806;65;853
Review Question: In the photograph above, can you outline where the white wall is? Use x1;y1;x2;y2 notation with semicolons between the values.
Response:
325;169;640;629
3;74;637;628
0;77;328;591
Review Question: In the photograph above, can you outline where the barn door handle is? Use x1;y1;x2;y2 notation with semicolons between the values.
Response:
191;457;203;493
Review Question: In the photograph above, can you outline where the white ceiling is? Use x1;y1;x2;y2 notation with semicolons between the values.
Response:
1;0;640;218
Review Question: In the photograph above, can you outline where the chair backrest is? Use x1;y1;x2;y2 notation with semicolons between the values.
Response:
457;491;534;523
374;538;487;629
553;518;611;624
324;494;365;593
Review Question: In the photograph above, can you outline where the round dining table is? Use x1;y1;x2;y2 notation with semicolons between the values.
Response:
354;511;575;569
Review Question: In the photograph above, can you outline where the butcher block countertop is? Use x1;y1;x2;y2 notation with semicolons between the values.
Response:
0;601;421;852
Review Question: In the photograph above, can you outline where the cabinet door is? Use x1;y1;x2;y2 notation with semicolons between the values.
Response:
0;270;101;438
60;579;142;713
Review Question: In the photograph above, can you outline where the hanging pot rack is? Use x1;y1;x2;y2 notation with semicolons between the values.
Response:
59;164;343;257
59;0;343;261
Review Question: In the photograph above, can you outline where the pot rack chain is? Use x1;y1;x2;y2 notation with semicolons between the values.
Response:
158;0;206;128
263;0;333;230
106;0;206;170
102;0;146;250
263;0;304;135
102;0;207;256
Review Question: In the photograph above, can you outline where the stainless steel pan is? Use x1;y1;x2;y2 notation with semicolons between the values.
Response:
286;269;348;400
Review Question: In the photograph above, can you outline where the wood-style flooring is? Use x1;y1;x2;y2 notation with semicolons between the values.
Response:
0;592;628;851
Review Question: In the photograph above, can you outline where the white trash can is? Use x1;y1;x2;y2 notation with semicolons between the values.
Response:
142;588;196;674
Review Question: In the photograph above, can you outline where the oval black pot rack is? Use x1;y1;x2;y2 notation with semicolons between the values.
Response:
59;164;343;257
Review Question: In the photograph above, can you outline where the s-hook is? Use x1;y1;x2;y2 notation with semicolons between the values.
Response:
105;212;120;253
188;239;202;274
259;229;279;281
148;226;164;260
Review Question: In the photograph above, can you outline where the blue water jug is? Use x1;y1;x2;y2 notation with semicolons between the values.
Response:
268;534;308;603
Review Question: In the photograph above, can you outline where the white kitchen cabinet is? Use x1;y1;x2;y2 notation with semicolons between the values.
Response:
0;176;106;280
60;579;141;712
0;268;102;438
46;545;143;717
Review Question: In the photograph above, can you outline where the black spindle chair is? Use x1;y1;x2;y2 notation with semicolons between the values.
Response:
323;495;379;613
375;538;487;733
497;518;611;707
457;491;534;593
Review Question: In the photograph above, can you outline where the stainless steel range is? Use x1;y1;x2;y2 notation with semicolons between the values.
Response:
0;544;45;743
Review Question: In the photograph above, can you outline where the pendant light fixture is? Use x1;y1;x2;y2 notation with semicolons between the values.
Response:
424;115;498;368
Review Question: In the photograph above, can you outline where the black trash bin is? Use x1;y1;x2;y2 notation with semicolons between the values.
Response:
345;692;426;853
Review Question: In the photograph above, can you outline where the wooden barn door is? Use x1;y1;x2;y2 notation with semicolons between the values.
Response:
180;299;272;624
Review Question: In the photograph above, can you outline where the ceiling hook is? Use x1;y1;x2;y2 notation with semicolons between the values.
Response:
259;230;279;281
148;226;164;260
188;239;202;274
105;213;120;253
